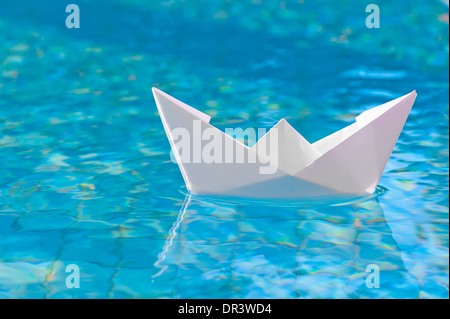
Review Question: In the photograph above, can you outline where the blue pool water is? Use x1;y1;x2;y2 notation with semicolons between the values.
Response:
0;0;448;298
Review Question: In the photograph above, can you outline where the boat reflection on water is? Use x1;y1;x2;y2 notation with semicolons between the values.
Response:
150;189;428;298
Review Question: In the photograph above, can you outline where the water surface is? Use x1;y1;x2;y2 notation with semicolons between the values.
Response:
0;0;448;298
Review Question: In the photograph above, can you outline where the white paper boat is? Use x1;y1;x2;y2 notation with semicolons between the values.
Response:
153;87;417;199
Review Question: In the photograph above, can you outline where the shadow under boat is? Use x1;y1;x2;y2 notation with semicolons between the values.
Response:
150;191;423;298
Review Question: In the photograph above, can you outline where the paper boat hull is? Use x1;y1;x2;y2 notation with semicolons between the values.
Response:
153;88;416;199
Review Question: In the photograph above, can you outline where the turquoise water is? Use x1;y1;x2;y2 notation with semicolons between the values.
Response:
0;0;448;298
